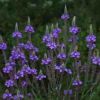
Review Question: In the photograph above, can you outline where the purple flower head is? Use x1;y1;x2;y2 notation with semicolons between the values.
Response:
72;79;82;86
24;41;34;50
61;5;70;21
22;65;31;75
57;53;66;60
12;23;22;38
0;42;7;50
42;34;51;43
10;47;26;60
55;64;64;73
52;28;61;38
64;89;72;95
55;64;72;74
22;65;37;75
86;34;96;43
17;70;25;78
3;92;12;100
29;55;39;61
61;13;70;21
86;43;96;50
42;58;52;65
91;56;100;66
5;79;14;87
25;25;35;33
3;64;13;74
31;68;37;75
25;41;39;52
25;17;35;33
69;26;80;35
12;31;22;38
3;62;15;74
46;42;57;50
36;74;46;80
70;51;80;59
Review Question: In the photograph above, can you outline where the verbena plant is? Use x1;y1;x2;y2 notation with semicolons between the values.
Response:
0;5;100;100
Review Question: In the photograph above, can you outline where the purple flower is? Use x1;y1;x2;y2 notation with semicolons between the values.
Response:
25;25;35;33
12;31;22;38
57;53;66;60
25;41;38;52
91;56;100;66
18;70;25;78
31;68;37;75
55;64;64;73
3;92;12;99
29;55;39;61
46;42;57;50
42;34;51;43
21;65;37;75
42;58;52;65
10;47;25;60
3;65;13;74
86;43;96;50
72;79;82;86
3;62;15;73
55;64;72;74
64;89;72;95
86;34;96;43
69;26;80;34
36;74;46;80
61;13;70;21
70;51;80;59
22;66;32;75
5;79;14;87
24;41;34;50
0;42;7;50
52;28;61;38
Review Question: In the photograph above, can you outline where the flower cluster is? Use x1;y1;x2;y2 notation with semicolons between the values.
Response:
70;51;80;59
1;5;100;100
0;42;7;50
86;34;96;50
5;79;14;87
72;79;82;86
55;64;72;75
3;62;15;74
69;26;80;35
42;57;52;65
91;56;100;66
